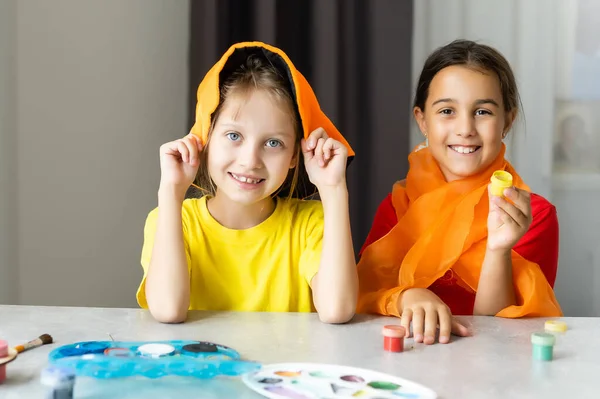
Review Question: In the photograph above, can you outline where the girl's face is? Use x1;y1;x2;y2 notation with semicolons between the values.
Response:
414;65;515;182
207;88;297;206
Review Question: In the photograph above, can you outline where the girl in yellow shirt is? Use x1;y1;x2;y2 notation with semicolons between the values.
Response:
137;42;357;324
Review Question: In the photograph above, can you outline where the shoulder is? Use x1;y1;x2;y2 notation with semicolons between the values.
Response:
279;198;324;218
143;198;205;228
378;193;395;212
519;192;558;246
277;198;324;236
530;193;558;225
181;198;205;221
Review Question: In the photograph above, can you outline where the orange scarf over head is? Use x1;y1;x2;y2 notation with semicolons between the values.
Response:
357;144;562;318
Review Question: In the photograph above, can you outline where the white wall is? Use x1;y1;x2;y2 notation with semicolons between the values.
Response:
413;0;600;316
13;0;189;307
0;0;18;304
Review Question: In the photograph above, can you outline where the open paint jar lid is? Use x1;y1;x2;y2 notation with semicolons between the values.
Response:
382;325;405;338
544;320;567;333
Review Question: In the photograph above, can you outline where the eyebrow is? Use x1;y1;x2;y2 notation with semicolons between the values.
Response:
431;98;500;107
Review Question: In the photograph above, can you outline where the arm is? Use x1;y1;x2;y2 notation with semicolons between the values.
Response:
473;248;516;315
311;185;358;324
144;133;202;323
144;188;190;323
476;197;558;316
475;186;532;315
301;127;357;324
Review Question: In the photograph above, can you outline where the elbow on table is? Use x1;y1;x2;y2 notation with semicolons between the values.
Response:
317;304;356;324
149;305;188;324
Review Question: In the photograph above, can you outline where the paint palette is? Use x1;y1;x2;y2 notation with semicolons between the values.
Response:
48;340;260;379
242;363;437;398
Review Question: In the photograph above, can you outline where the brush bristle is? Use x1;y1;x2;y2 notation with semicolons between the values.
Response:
40;334;53;345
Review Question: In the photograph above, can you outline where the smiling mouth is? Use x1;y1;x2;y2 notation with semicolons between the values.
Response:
449;145;481;154
229;172;265;184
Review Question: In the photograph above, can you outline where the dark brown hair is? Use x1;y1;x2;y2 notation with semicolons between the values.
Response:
414;39;521;116
193;54;309;199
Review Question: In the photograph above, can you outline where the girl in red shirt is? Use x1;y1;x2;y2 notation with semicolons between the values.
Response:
357;40;562;345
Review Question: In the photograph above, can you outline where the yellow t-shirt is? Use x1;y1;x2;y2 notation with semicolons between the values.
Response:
136;196;324;313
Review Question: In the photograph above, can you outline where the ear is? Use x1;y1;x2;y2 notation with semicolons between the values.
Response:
502;109;518;138
413;106;427;138
290;147;299;169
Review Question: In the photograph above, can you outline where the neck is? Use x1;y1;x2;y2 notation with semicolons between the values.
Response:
206;192;276;229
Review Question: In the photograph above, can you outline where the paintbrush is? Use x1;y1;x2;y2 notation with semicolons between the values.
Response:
14;334;53;354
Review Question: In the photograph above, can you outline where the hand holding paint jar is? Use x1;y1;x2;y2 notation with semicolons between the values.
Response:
487;170;532;251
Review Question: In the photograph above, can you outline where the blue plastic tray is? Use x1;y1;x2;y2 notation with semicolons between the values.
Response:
48;340;261;379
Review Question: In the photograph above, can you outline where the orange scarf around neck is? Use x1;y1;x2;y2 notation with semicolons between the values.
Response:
357;144;562;318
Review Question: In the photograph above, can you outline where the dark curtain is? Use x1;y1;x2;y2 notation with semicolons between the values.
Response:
188;0;413;255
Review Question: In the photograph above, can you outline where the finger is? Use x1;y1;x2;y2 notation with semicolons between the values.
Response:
177;140;190;163
322;138;342;162
182;136;199;165
412;308;425;343
314;137;326;167
451;318;471;337
504;187;532;220
188;133;204;152
400;308;413;338
306;128;328;150
491;196;528;227
437;306;452;344
423;308;438;345
160;141;181;157
300;138;313;157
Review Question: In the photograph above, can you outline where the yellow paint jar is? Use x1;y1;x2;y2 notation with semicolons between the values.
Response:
490;170;513;197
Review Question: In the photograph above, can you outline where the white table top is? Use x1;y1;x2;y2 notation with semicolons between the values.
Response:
0;305;596;398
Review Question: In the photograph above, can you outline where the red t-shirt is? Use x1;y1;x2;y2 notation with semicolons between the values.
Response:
359;193;559;315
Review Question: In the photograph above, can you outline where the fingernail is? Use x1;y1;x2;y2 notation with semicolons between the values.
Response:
439;336;449;344
414;334;423;342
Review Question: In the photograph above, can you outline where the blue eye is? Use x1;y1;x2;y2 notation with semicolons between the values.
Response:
266;139;282;148
226;132;241;141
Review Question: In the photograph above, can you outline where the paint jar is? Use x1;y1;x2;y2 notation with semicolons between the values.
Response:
41;365;76;399
382;325;405;352
0;340;7;384
490;170;513;197
531;332;555;361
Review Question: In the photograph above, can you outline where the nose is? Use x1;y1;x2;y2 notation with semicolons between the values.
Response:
456;112;476;137
237;142;263;170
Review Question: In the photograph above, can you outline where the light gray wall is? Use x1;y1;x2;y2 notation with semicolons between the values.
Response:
0;0;18;304
14;0;189;307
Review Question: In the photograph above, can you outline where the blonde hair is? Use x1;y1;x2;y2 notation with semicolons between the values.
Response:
191;54;308;199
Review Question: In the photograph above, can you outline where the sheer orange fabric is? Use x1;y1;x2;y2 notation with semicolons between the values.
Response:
357;144;562;318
